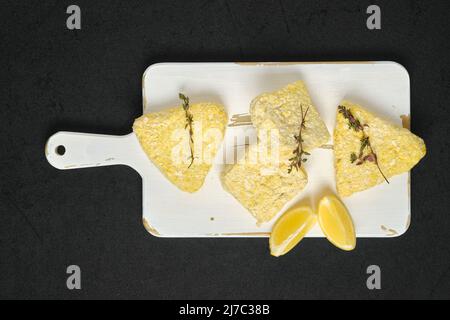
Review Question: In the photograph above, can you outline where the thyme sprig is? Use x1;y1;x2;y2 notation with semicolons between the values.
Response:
288;105;311;174
338;105;389;184
179;93;194;168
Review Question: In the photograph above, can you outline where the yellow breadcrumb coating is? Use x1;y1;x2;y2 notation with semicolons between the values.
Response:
334;100;426;197
250;80;330;151
133;102;227;193
221;144;308;224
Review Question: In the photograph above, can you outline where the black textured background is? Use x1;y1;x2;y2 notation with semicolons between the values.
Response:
1;0;449;300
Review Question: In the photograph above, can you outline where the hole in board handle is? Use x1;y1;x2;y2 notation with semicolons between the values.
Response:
56;145;66;156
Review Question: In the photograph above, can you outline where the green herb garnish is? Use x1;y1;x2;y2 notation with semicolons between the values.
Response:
338;105;363;131
288;105;310;174
179;93;194;168
338;105;389;184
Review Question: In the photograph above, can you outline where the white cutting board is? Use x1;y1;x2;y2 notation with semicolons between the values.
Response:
46;62;411;238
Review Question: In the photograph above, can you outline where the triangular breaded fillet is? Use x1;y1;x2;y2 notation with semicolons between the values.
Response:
221;144;308;224
133;102;227;193
250;81;330;152
334;100;426;197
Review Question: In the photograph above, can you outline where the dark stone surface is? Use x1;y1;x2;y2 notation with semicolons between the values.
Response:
0;0;449;299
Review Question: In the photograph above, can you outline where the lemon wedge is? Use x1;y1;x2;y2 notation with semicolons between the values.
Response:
269;206;317;257
318;195;356;251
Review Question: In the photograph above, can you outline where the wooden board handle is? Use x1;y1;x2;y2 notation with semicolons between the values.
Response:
45;131;146;173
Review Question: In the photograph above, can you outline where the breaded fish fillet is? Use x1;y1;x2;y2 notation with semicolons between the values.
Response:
250;81;330;151
334;100;426;197
133;102;227;193
221;144;308;224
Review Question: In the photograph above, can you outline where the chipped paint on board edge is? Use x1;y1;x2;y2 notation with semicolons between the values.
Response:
142;68;150;114
143;217;161;236
229;113;252;127
235;61;372;66
401;114;412;236
405;213;411;232
206;232;271;237
400;114;411;130
220;232;271;236
381;225;399;237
